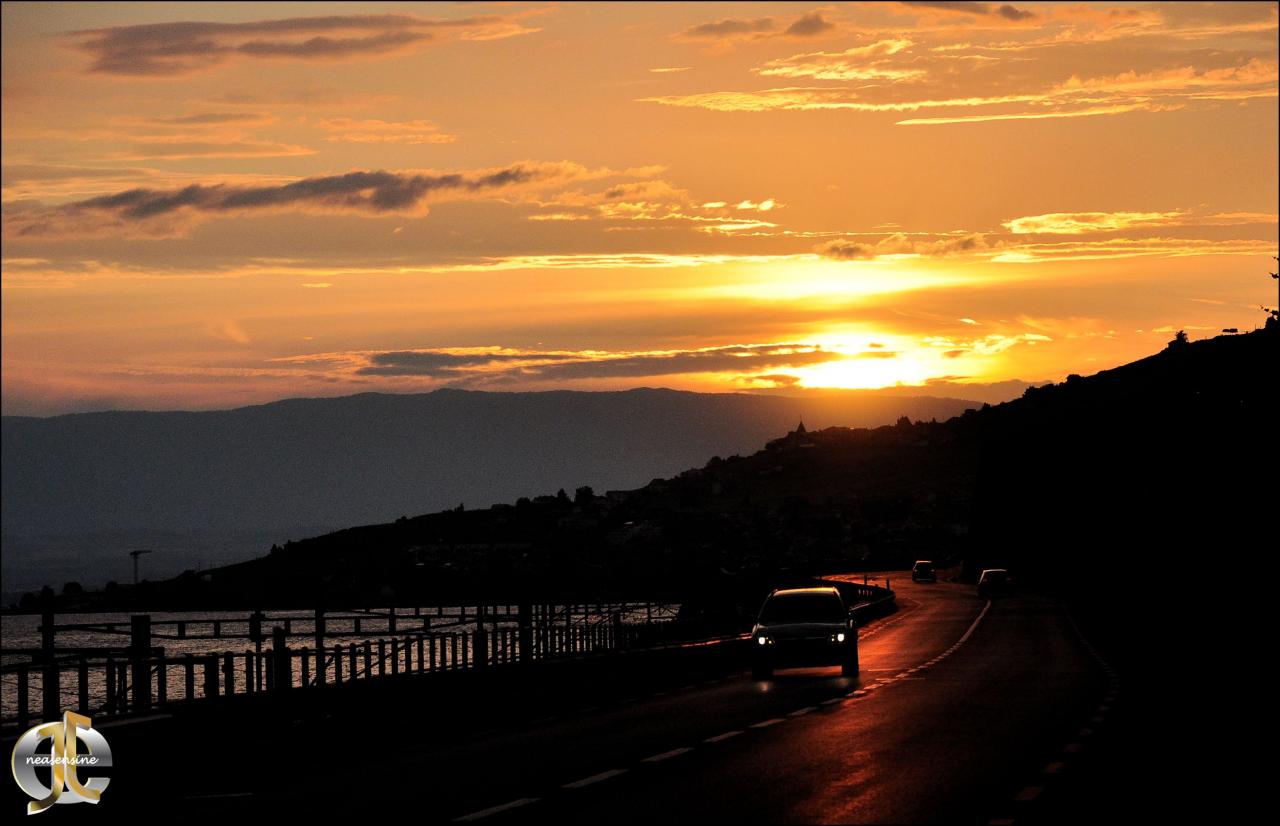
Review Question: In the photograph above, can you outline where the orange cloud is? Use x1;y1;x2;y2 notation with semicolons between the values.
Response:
319;118;458;145
1004;210;1279;234
815;233;989;260
66;13;540;76
754;39;922;82
3;162;638;240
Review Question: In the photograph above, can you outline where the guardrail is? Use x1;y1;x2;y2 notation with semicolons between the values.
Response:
1;583;895;731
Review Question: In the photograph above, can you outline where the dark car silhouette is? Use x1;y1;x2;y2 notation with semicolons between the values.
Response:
912;560;937;583
751;587;859;679
977;568;1011;598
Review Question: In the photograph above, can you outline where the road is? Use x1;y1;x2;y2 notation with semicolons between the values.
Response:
170;577;1116;823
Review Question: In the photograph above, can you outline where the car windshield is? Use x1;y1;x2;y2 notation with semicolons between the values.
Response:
759;593;846;624
982;571;1007;583
916;563;933;573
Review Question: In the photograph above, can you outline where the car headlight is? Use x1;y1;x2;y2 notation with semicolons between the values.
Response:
757;635;773;646
830;632;846;643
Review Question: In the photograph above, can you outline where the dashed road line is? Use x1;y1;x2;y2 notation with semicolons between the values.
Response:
453;798;540;821
562;769;629;789
749;717;785;729
703;730;742;743
1014;786;1042;802
642;747;692;763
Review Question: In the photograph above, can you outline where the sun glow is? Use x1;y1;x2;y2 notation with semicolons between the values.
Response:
790;356;933;389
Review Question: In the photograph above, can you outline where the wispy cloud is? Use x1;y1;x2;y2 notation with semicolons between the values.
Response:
674;12;840;46
319;118;458;145
785;12;837;38
149;112;273;126
342;343;845;381
104;140;317;160
643;21;1278;126
991;237;1276;263
644;53;1277;123
677;16;776;42
66;12;541;76
1005;210;1279;234
3;162;628;239
1005;211;1186;234
815;233;988;260
897;2;1037;24
755;39;922;82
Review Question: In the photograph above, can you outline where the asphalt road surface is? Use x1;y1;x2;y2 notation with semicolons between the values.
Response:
178;577;1119;823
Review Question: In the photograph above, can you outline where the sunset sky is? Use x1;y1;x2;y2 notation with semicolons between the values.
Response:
2;1;1276;416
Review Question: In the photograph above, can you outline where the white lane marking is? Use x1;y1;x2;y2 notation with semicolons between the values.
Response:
703;730;743;743
788;706;817;717
1014;786;1042;802
820;697;844;706
1043;762;1065;775
750;717;785;729
563;769;628;789
454;798;540;821
956;599;992;646
642;747;692;763
1064;742;1085;753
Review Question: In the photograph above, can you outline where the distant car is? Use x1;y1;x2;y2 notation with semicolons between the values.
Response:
977;568;1011;598
751;587;859;679
912;560;937;583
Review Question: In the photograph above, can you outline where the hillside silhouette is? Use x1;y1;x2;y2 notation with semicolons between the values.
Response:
46;325;1275;615
1;387;978;593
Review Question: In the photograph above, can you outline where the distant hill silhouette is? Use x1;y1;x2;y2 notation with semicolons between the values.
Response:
1;387;979;592
39;326;1274;614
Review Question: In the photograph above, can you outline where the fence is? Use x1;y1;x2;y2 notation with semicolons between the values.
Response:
2;583;895;731
0;602;679;730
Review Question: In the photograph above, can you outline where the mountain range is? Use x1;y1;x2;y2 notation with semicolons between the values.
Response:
1;387;982;593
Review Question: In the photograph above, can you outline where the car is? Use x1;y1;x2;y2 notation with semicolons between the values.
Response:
751;587;859;679
911;560;937;583
977;568;1011;598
